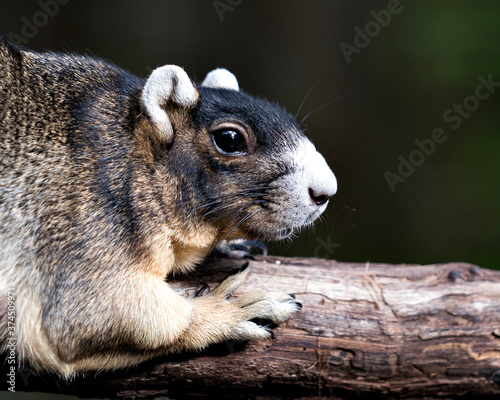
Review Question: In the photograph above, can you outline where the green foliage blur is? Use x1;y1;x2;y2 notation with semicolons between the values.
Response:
1;0;499;269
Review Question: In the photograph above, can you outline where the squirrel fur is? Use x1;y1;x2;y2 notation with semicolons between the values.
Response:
0;39;337;377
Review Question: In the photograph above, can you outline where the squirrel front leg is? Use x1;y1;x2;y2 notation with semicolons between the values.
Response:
56;266;300;374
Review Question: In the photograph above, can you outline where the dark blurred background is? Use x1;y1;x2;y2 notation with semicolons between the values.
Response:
1;0;499;270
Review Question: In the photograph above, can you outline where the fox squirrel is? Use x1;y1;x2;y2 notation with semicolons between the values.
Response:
0;39;337;377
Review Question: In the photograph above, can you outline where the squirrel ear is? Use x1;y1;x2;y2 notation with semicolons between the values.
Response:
141;65;199;143
201;68;239;91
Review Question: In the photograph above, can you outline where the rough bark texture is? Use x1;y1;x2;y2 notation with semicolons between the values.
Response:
10;256;500;399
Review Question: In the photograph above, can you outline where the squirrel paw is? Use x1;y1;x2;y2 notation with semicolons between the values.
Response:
212;239;268;259
190;263;301;345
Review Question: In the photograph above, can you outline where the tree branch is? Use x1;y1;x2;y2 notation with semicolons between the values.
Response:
11;256;500;399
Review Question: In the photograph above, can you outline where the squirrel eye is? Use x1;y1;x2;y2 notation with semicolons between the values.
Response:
212;129;247;154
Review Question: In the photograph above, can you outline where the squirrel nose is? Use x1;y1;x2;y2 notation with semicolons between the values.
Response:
309;187;334;206
306;152;337;207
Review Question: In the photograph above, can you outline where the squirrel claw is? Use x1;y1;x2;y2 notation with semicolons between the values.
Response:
212;239;268;259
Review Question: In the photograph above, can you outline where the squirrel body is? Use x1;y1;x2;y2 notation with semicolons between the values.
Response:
0;39;337;376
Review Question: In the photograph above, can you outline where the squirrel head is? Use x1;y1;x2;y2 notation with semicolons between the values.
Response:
140;66;337;241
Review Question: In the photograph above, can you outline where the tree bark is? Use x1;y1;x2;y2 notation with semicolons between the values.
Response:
12;256;500;399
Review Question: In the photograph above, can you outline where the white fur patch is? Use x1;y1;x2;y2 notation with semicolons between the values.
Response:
142;65;199;143
271;138;337;231
201;68;239;91
297;139;338;199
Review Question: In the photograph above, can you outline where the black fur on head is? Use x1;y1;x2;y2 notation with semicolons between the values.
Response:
195;87;303;150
